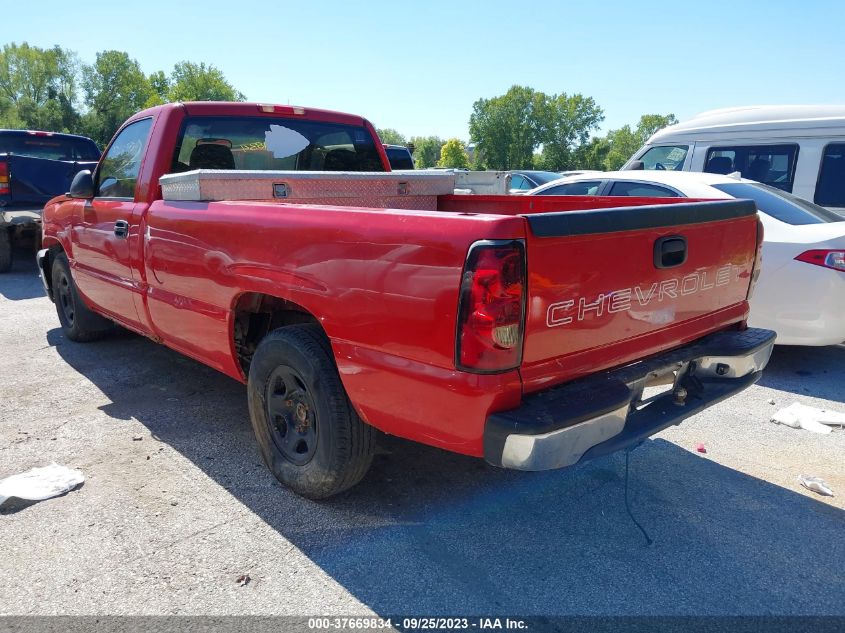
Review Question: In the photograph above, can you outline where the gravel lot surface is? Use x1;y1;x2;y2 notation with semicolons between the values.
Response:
2;250;843;616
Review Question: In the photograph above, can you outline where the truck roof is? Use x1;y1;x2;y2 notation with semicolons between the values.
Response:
127;101;369;128
0;129;98;142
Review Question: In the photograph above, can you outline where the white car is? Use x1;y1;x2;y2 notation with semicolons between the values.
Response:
527;171;845;346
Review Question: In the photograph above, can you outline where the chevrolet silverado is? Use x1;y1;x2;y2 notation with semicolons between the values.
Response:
37;102;775;498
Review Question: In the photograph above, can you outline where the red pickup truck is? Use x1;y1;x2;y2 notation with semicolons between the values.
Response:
38;102;775;498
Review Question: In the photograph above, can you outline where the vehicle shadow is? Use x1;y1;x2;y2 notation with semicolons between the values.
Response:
758;344;845;404
46;327;845;616
0;246;44;301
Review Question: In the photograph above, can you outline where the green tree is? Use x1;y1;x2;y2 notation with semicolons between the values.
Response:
0;42;80;131
469;85;546;170
409;135;444;168
571;136;611;171
535;93;604;170
637;114;679;140
603;113;678;170
144;70;170;108
167;61;245;102
437;138;470;169
0;95;24;128
470;86;603;171
0;43;247;143
376;128;406;145
81;50;153;145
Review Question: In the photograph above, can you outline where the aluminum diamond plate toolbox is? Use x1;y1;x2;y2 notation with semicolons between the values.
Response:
159;170;456;210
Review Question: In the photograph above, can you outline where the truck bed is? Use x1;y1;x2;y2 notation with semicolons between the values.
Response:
134;189;758;453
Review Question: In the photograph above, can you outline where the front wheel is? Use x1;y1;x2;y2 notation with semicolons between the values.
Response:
247;324;376;499
51;252;112;341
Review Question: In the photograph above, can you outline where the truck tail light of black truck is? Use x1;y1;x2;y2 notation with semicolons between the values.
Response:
0;160;9;197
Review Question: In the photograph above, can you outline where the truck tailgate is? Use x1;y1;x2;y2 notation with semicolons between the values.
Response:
520;199;759;392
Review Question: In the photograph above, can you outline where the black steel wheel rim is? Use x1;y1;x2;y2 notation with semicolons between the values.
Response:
57;271;75;325
265;365;318;466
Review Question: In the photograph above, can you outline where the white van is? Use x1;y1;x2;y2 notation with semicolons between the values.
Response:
623;105;845;213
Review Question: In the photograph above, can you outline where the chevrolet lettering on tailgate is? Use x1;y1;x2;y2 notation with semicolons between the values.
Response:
546;263;739;327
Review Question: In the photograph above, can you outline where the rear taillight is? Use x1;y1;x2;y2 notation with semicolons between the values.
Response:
795;249;845;272
456;240;526;373
0;161;9;195
747;218;764;299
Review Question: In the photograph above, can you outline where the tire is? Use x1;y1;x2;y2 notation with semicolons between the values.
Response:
51;252;112;342
0;229;11;273
247;323;376;499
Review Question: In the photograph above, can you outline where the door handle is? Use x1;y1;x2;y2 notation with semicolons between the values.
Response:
114;220;130;239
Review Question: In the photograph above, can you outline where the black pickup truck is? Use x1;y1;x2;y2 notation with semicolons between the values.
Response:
1;130;100;272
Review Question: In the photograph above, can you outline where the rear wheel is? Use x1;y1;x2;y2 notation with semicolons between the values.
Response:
247;324;376;499
0;229;11;273
51;252;112;341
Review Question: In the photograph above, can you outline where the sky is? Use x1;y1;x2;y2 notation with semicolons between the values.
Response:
7;0;845;140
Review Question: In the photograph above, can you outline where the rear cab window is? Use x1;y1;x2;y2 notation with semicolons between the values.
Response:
815;143;845;207
171;117;385;173
0;132;100;161
704;144;798;192
712;182;842;225
384;146;414;170
638;145;689;170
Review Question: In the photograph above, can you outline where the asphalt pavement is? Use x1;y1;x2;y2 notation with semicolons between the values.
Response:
1;249;843;616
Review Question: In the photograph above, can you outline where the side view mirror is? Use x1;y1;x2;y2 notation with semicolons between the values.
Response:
68;170;95;199
626;160;645;171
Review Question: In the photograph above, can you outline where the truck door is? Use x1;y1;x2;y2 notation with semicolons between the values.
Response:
72;118;153;330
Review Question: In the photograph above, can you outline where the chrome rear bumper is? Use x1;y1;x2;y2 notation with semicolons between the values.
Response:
484;328;776;471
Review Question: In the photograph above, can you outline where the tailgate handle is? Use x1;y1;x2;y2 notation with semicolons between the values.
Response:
654;236;687;269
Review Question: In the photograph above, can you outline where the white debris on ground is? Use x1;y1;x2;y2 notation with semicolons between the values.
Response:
770;402;845;434
799;475;835;497
0;463;85;505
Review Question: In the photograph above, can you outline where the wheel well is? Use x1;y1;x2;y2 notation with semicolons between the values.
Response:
232;293;320;374
40;244;65;300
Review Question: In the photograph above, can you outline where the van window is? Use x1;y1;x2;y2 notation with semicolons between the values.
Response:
704;144;798;192
638;145;688;170
815;143;845;207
